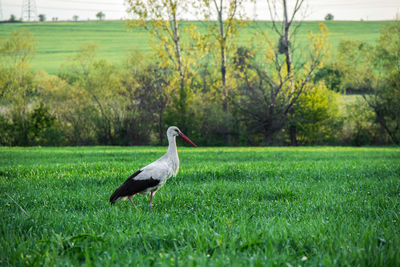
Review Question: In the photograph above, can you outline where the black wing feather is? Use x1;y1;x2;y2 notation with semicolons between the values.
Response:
109;170;160;204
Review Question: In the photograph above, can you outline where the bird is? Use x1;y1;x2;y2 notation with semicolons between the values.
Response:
109;126;197;211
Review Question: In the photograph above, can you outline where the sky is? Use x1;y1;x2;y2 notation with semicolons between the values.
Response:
1;0;399;22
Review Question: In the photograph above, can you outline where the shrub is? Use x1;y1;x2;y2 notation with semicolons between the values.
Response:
288;83;343;145
342;98;379;146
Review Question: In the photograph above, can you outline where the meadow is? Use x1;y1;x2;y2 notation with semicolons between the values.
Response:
1;146;399;266
0;20;393;74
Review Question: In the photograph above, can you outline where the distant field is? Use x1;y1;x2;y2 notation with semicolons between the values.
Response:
0;20;393;74
1;146;399;266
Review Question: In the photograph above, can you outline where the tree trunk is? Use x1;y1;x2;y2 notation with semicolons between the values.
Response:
376;110;399;144
262;112;287;144
282;0;293;78
172;9;187;132
289;124;297;146
216;0;231;145
158;110;164;145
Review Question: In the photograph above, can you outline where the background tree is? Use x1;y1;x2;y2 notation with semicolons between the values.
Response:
325;13;334;21
37;71;94;145
38;14;46;22
57;43;125;144
314;40;374;93
342;98;379;146
363;21;400;144
195;0;246;144
73;15;79;22
9;14;17;22
126;0;193;132
0;29;61;146
0;29;35;68
338;40;374;93
322;21;400;144
120;53;172;145
0;29;36;107
96;11;105;21
287;82;342;145
234;0;329;144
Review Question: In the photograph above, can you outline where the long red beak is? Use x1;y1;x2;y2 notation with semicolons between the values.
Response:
178;132;197;147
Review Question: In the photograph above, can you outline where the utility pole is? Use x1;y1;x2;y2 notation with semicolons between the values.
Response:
21;0;38;22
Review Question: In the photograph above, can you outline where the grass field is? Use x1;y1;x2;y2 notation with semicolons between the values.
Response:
1;146;399;266
0;20;394;74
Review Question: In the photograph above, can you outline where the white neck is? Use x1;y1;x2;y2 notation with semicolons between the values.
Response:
165;134;179;176
167;135;178;157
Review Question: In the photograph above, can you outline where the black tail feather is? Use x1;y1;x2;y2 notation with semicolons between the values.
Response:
109;189;122;204
109;170;161;206
109;170;143;205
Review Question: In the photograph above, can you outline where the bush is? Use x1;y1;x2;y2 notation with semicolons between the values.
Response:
27;104;65;145
325;13;334;21
313;63;343;92
345;100;379;146
288;83;343;145
0;104;65;146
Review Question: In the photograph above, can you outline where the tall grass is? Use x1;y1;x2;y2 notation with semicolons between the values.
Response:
1;146;399;266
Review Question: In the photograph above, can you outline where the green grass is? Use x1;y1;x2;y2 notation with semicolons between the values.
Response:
0;20;394;74
1;146;399;266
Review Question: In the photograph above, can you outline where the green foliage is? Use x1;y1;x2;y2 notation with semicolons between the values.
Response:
1;21;397;146
0;29;35;68
325;13;334;21
28;104;63;145
38;49;174;146
56;43;127;145
0;29;36;107
36;69;97;145
119;53;172;145
313;21;400;144
342;97;379;146
325;21;400;144
338;40;375;93
9;14;17;22
0;104;64;146
289;83;343;145
95;12;105;21
313;64;342;91
126;0;197;134
1;147;399;265
192;0;247;144
0;29;60;146
365;22;400;144
38;14;46;22
233;24;330;144
315;40;375;93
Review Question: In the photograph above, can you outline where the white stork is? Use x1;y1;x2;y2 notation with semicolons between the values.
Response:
109;126;197;211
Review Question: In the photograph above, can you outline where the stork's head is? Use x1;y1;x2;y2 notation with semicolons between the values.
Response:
167;126;197;147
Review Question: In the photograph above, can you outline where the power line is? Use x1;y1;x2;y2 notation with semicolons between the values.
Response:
21;0;38;21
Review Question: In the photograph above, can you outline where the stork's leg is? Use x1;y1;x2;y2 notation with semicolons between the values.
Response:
128;195;137;208
149;191;154;212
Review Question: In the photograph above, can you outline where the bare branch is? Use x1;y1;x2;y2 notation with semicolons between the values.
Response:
267;0;283;36
289;0;304;23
